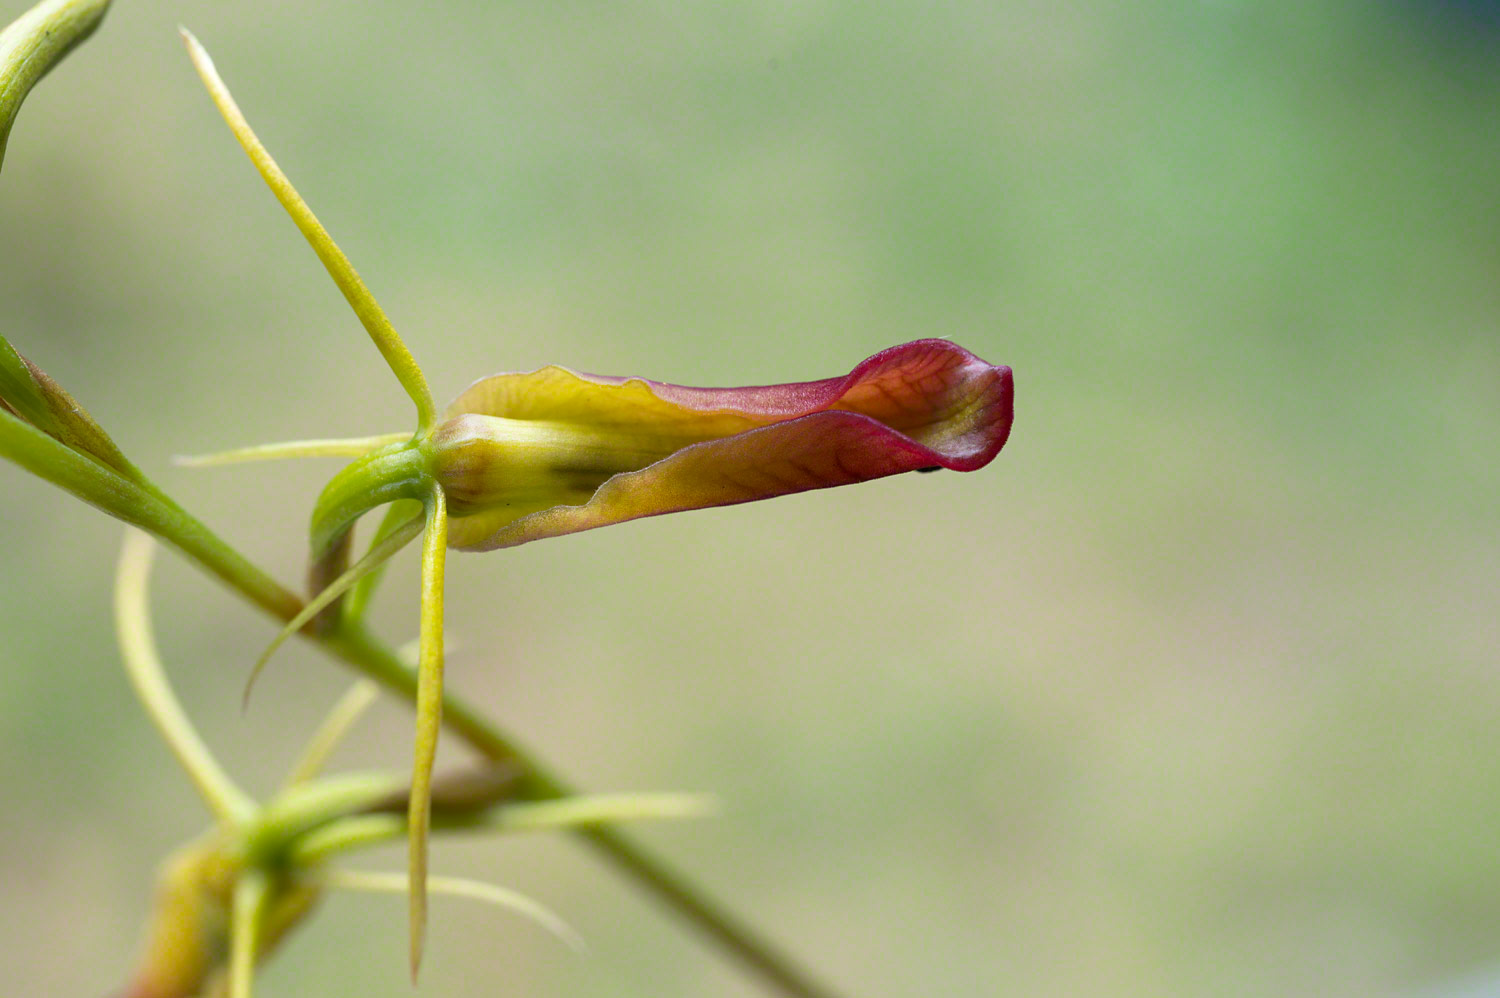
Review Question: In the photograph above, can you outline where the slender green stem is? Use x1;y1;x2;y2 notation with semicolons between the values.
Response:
325;628;842;998
0;409;302;622
339;624;845;998
578;823;840;998
245;511;423;705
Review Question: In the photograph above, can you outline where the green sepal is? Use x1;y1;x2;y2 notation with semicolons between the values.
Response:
309;441;431;561
0;335;50;430
0;0;112;171
0;333;139;479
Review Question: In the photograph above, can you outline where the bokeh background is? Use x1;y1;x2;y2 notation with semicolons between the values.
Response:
2;1;1499;996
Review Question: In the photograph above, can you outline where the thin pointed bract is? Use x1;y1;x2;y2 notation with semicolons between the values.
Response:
175;433;408;467
408;484;448;979
179;29;436;430
244;511;424;706
281;680;381;788
115;529;255;824
321;870;584;954
0;0;112;171
0;335;133;477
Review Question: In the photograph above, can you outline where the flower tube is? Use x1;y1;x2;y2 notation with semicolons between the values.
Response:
431;338;1013;550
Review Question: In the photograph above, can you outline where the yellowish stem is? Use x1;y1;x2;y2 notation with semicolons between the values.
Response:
113;529;255;824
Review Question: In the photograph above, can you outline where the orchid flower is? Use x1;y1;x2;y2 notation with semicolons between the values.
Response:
179;29;1014;980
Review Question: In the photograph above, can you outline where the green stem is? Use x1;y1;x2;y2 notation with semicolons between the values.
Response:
0;409;301;621
578;823;840;998
3;408;841;998
326;627;840;998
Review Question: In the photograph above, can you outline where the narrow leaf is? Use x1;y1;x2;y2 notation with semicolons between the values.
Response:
1;407;304;622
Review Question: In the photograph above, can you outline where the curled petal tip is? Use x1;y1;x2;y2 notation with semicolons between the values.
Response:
431;338;1013;551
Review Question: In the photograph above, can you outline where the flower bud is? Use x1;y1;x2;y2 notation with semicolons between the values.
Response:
427;339;1013;550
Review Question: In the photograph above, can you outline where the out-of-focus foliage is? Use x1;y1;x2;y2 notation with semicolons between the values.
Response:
1;2;1497;996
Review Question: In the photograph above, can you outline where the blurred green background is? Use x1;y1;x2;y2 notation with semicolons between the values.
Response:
3;1;1499;996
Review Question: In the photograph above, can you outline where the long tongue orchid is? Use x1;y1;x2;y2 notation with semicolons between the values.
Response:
432;338;1011;549
181;29;1013;983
